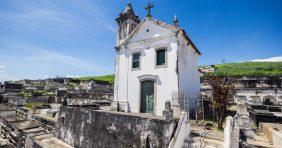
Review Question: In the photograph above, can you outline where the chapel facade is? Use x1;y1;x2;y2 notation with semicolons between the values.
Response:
112;3;201;116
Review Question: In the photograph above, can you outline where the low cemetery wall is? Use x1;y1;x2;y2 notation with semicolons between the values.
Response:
55;106;177;148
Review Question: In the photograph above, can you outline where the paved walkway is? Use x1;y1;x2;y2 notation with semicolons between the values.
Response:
186;120;224;148
246;128;275;148
0;137;12;147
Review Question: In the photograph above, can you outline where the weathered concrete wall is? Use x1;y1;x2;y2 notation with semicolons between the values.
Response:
55;106;177;148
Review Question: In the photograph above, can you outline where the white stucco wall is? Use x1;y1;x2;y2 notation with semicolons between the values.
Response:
177;35;200;109
114;19;200;116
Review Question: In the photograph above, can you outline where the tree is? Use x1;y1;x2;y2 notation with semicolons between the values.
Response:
209;76;235;129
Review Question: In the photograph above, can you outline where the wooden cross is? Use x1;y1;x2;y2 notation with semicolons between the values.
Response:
145;3;154;17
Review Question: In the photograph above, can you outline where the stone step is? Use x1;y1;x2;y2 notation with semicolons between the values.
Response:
185;142;218;148
247;134;274;148
247;140;275;148
190;130;224;141
190;120;207;126
183;136;223;148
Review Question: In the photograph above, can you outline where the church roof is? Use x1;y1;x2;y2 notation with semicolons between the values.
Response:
148;17;179;32
117;17;201;55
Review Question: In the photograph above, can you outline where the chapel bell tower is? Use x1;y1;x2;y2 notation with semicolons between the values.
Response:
115;3;140;45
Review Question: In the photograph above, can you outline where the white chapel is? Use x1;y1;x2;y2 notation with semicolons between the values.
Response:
112;3;201;116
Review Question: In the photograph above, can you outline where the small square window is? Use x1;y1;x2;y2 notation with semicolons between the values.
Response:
132;53;140;69
156;49;166;66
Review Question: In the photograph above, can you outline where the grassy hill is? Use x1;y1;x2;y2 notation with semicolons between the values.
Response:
206;62;282;77
75;62;282;83
74;74;115;84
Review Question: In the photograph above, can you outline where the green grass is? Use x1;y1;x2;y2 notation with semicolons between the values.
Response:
74;74;115;84
204;62;282;77
74;62;281;84
24;102;47;109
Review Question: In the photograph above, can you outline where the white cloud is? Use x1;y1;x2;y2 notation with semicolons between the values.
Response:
0;74;18;82
0;65;6;69
65;74;81;78
0;43;113;82
0;1;115;33
252;56;282;62
0;65;18;82
0;1;116;42
0;65;7;73
25;47;108;72
0;1;116;82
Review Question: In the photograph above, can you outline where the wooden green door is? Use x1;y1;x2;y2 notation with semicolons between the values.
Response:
141;81;154;114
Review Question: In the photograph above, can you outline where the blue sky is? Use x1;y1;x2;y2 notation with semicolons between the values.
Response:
0;0;281;82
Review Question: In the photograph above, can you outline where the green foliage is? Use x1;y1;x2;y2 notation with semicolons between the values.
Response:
66;82;76;89
73;62;282;84
216;127;224;132
19;91;31;99
74;74;115;84
204;62;282;77
24;102;47;109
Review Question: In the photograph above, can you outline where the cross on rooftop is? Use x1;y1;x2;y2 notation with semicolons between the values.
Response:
145;3;154;17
